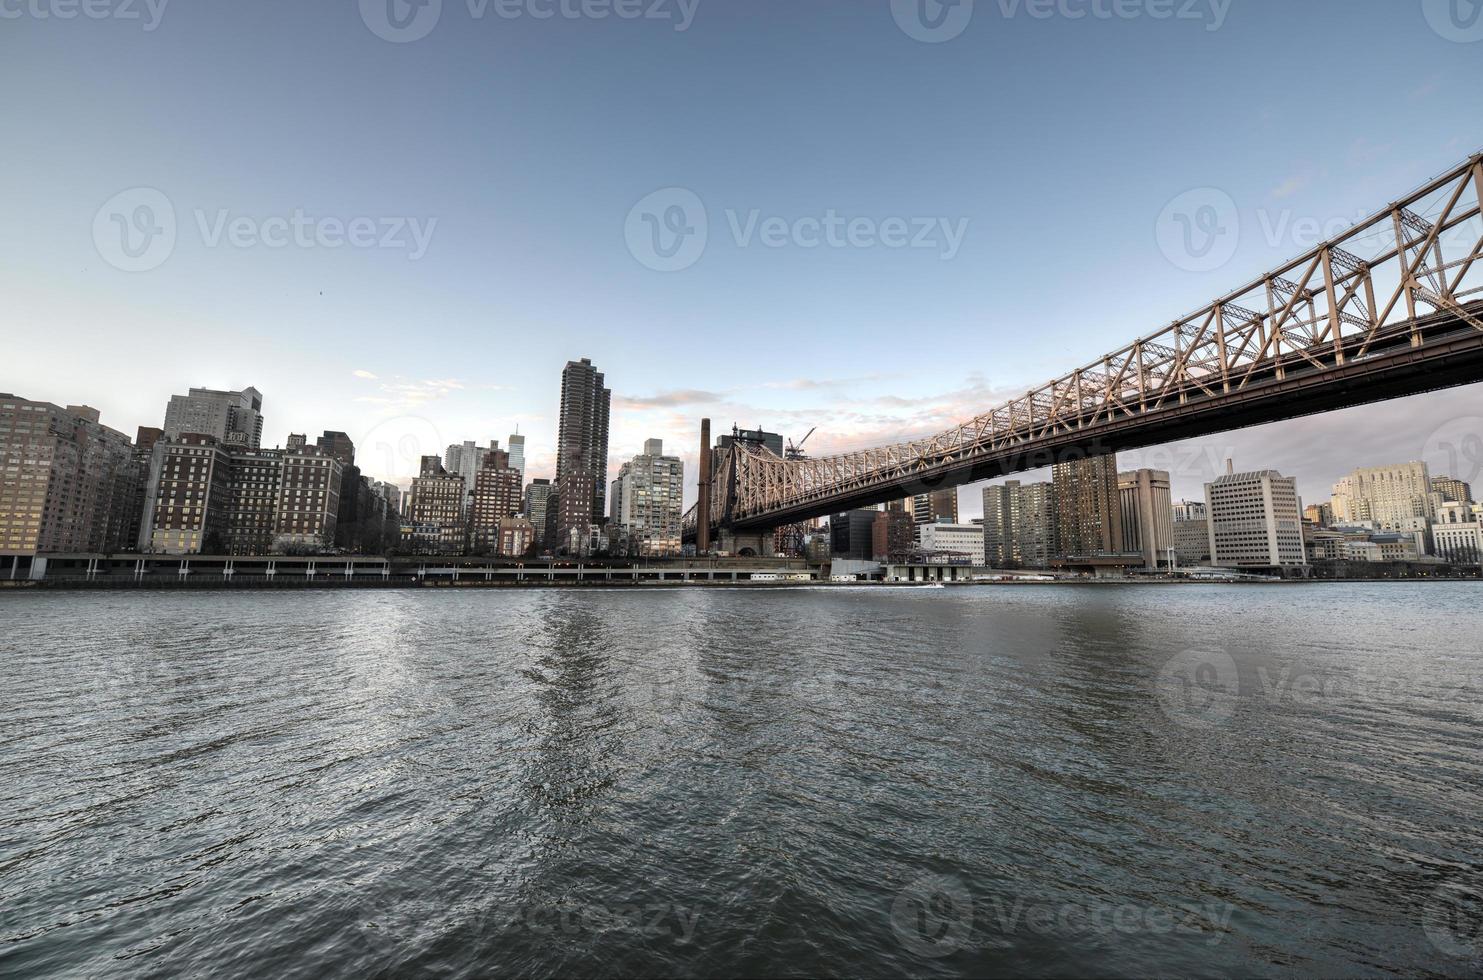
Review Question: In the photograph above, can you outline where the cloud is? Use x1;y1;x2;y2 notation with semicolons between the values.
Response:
352;369;378;380
355;376;470;413
614;388;728;409
1348;137;1393;166
759;374;887;391
1409;75;1441;101
1270;173;1312;200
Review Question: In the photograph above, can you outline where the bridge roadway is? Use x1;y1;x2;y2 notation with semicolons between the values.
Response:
725;304;1483;530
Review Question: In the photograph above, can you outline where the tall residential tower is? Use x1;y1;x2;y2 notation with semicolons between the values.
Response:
555;358;611;524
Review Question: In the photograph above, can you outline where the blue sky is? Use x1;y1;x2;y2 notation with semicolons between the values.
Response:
3;0;1481;512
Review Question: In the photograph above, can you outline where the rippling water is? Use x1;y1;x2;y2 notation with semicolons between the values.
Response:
2;584;1482;977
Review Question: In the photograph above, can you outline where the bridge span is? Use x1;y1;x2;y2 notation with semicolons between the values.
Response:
687;152;1483;539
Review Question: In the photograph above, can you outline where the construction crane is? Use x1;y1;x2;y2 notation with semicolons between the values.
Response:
785;427;816;461
776;427;818;556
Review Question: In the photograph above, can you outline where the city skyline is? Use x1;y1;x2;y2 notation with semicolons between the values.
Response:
8;368;1479;523
6;3;1481;523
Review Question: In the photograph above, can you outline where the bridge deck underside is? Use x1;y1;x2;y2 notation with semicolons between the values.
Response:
724;308;1483;530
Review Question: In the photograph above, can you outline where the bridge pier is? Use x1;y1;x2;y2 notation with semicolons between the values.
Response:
717;528;776;558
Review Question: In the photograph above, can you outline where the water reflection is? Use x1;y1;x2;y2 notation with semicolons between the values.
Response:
1;584;1480;977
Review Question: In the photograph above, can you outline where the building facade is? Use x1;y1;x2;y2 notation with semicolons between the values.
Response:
0;395;135;555
1431;475;1473;505
872;509;916;562
555;358;611;523
609;438;684;557
1433;501;1483;563
497;515;536;557
911;489;959;531
1172;517;1212;565
145;434;234;554
273;440;343;552
716;427;784;460
1172;499;1207;522
468;449;523;553
830;509;878;561
507;433;525;484
406;455;466;554
1206;468;1306;567
524;478;552;547
1331;462;1434;529
162;386;264;448
1118;468;1173;569
982;480;1058;568
1052;455;1123;558
225;447;284;555
551;469;597;555
917;521;986;564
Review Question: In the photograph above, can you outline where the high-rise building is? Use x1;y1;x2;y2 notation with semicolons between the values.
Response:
1331;462;1434;529
1118;469;1173;569
445;440;499;484
555;358;611;522
443;440;498;519
225;446;284;555
144;433;234;554
911;489;958;530
162;386;264;448
273;441;343;552
609;438;684;557
872;509;916;562
1172;516;1211;565
552;469;597;556
716;427;784;460
1052;455;1123;558
507;433;526;484
830;509;879;561
315;431;356;467
982;483;1017;566
468;449;523;553
406;455;466;554
1303;502;1334;527
1015;482;1057;567
0;395;135;555
1431;475;1474;505
1206;467;1306;567
984;480;1059;568
111;426;164;554
524;478;552;546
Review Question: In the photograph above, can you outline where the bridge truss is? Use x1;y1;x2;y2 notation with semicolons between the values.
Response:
687;152;1483;534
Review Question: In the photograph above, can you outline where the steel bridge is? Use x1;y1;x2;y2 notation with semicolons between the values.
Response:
685;152;1483;539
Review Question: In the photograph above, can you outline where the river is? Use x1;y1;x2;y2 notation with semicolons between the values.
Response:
1;584;1480;977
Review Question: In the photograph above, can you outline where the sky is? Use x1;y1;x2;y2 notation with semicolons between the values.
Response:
3;0;1482;516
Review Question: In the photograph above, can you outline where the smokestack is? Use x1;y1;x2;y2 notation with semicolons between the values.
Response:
697;418;711;554
1226;458;1234;476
